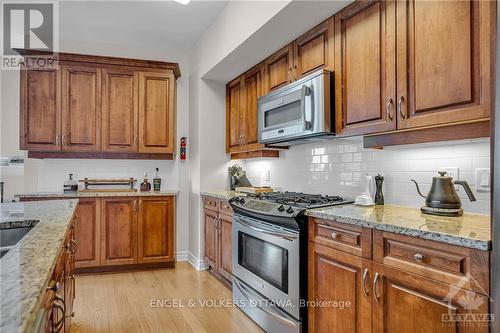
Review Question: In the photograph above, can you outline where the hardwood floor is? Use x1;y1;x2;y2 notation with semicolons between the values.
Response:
71;262;264;333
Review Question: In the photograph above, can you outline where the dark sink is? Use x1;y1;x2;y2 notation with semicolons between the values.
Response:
0;226;34;257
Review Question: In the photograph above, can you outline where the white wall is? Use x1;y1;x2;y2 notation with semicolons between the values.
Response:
243;137;491;215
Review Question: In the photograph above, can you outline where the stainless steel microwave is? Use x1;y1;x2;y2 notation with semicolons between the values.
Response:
258;69;334;146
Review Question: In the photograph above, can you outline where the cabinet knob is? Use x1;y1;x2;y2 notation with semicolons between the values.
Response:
414;253;424;262
331;232;339;240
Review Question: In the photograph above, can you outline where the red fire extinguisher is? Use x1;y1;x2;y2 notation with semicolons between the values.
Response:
180;137;187;160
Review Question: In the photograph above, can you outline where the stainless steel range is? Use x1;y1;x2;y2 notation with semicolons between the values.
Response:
230;192;353;333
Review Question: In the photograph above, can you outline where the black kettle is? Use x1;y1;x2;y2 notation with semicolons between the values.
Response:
411;171;476;212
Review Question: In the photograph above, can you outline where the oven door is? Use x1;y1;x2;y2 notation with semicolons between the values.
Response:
232;213;300;319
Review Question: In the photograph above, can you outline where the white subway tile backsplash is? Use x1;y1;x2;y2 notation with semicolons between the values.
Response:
243;136;490;215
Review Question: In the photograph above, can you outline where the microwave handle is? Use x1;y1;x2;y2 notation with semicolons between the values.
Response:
300;85;312;131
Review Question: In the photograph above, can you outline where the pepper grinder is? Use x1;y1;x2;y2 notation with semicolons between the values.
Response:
375;174;384;205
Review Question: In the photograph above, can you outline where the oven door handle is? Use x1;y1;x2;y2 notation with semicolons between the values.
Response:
234;279;298;328
234;216;298;240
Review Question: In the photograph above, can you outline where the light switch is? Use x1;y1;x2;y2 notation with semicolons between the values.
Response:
265;169;271;181
475;168;490;192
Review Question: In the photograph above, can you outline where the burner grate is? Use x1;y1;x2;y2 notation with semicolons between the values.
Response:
249;191;346;208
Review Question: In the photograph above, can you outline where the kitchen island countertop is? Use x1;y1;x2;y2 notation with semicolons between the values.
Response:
306;204;490;250
1;199;78;333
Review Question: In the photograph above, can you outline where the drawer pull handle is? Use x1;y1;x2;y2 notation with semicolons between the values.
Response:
414;253;424;262
331;232;339;239
373;272;380;303
362;268;369;297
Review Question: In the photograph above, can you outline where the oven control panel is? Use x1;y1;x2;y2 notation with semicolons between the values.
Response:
231;197;296;216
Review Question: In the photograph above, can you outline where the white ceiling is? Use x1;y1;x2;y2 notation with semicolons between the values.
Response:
58;1;228;52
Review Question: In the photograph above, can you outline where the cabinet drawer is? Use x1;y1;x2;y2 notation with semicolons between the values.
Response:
373;231;489;294
203;196;219;211
219;200;233;215
308;218;372;259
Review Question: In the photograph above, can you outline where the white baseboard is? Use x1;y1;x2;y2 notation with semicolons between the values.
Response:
176;251;209;271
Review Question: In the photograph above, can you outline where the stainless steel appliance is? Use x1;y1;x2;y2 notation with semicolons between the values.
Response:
258;69;334;146
230;192;353;333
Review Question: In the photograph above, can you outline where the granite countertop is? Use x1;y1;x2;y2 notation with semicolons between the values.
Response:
15;190;178;198
1;200;78;333
201;190;245;200
306;204;491;251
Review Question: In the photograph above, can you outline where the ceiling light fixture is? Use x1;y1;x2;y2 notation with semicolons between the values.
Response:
174;0;190;5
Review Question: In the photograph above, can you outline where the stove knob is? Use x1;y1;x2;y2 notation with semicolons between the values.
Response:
286;206;294;214
239;198;245;204
278;205;285;212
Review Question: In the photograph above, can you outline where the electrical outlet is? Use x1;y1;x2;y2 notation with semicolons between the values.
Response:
265;169;271;182
475;168;490;192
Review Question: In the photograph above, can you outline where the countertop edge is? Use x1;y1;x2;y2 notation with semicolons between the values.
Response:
305;209;490;251
14;191;178;198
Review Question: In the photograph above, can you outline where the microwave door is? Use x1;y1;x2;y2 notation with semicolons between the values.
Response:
261;89;303;131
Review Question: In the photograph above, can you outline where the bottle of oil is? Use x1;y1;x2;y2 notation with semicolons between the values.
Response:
140;173;151;192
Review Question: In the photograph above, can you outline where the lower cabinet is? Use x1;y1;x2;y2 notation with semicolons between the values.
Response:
203;196;233;285
100;197;138;266
74;198;100;268
308;219;490;333
137;197;175;263
41;215;76;333
308;242;372;333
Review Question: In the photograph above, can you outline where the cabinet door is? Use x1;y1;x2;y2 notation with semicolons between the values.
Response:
138;71;176;154
226;77;242;153
102;68;139;152
64;224;75;331
264;44;294;91
137;197;175;264
334;0;397;136
308;242;372;333
372;263;489;333
293;17;334;79
217;213;232;282
396;0;493;129
61;65;101;152
204;209;218;268
20;67;61;151
74;198;101;268
241;64;264;149
100;198;137;266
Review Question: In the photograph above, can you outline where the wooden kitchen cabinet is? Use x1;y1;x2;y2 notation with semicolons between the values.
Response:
61;65;101;152
100;197;137;266
74;198;101;268
309;218;491;333
334;0;397;136
203;196;233;286
293;17;334;79
372;262;489;333
137;197;175;264
396;0;493;130
20;68;61;151
264;44;294;92
308;242;372;333
138;71;176;154
101;68;139;153
217;213;233;282
226;77;243;153
17;50;180;159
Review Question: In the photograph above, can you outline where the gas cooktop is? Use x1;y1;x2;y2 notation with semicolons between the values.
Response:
246;191;352;209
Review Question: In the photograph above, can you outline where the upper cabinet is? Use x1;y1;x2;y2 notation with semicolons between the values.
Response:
18;50;180;159
138;72;176;154
20;68;61;151
396;0;493;129
334;0;397;136
61;65;101;152
226;0;494;153
101;68;138;153
293;17;334;79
